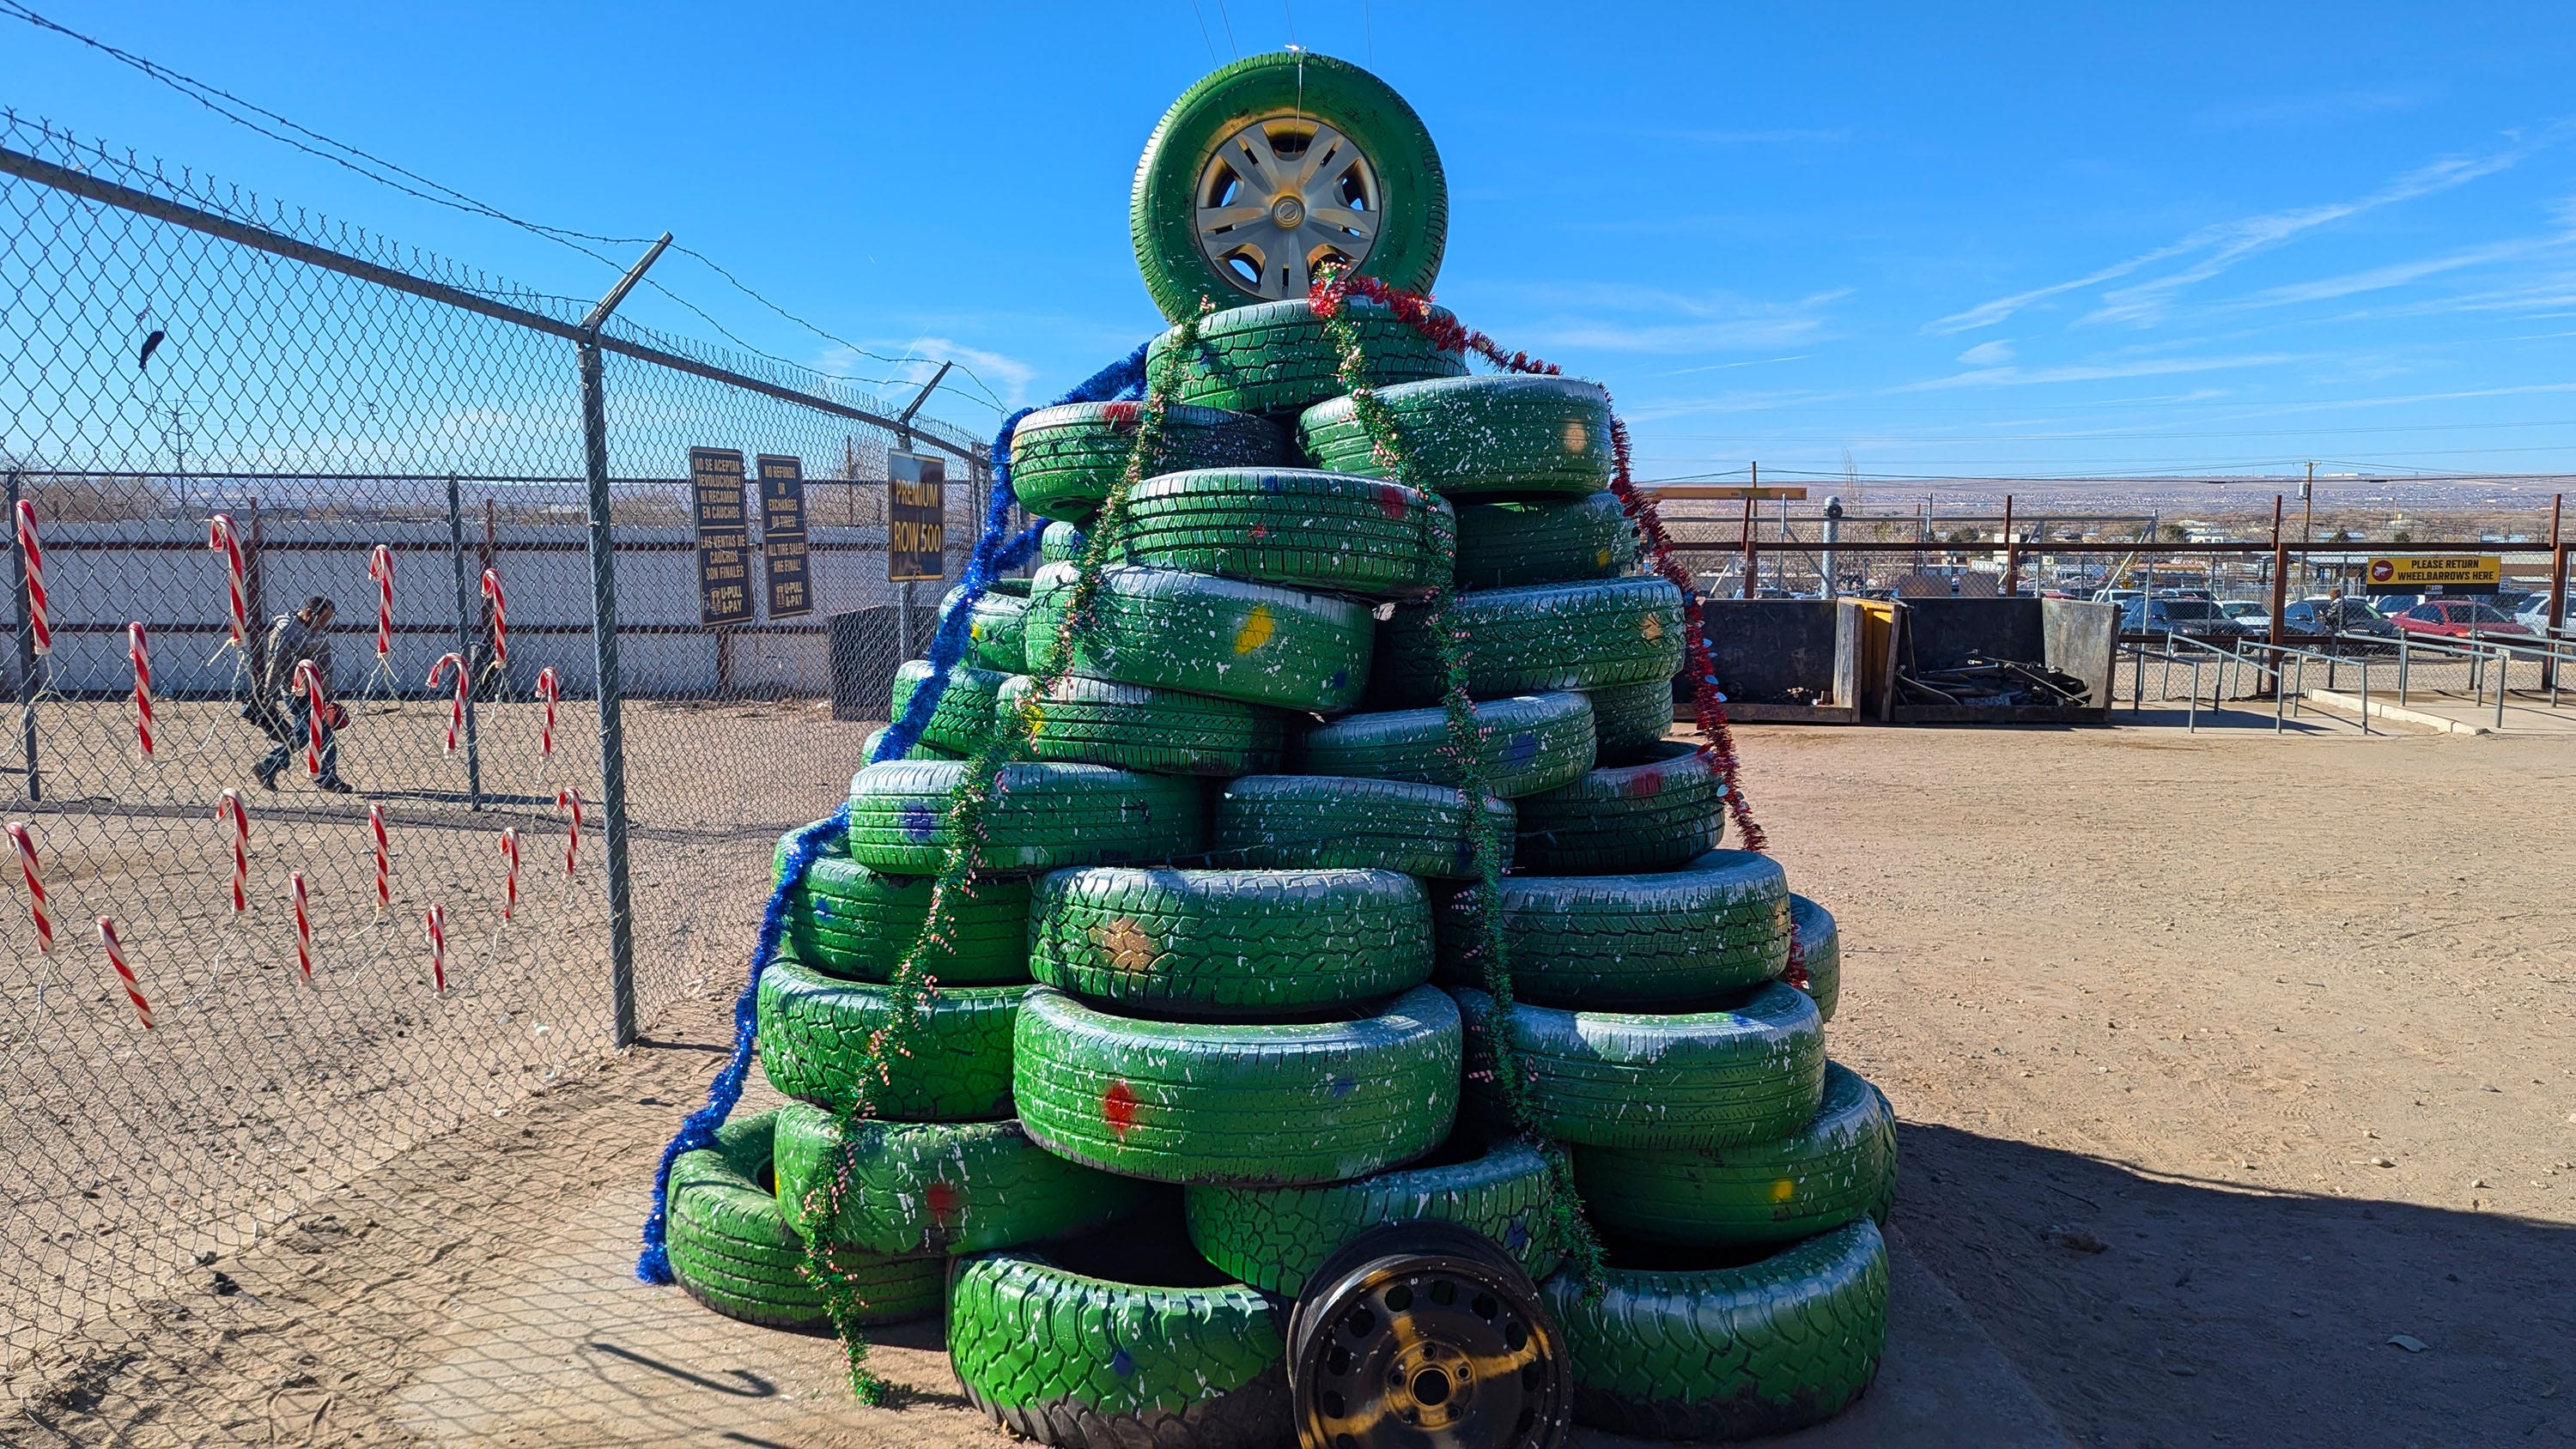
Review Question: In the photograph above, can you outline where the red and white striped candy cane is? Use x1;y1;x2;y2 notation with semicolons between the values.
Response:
289;870;312;980
94;919;153;1028
479;569;507;670
205;513;247;648
533;668;559;760
497;827;519;920
217;789;249;914
293;659;330;778
368;803;390;910
128;622;155;759
15;500;49;658
368;544;394;659
423;903;447;991
556;788;582;875
8;821;52;952
426;652;465;755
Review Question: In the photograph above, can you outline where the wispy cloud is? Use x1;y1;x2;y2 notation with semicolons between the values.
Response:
1504;283;1852;355
821;337;1036;413
1927;126;2571;334
1893;353;2306;391
2196;88;2424;131
1957;339;2015;365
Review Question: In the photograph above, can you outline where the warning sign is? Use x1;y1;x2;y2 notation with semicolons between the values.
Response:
2364;555;2500;595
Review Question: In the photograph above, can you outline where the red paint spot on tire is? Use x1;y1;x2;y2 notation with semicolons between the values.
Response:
1103;1081;1138;1137
1375;484;1410;520
925;1179;961;1220
1622;769;1666;799
1101;402;1141;432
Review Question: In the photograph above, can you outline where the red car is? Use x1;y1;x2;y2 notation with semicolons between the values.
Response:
2388;600;2534;640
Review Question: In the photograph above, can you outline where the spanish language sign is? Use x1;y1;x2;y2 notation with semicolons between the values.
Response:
756;453;811;620
690;446;755;627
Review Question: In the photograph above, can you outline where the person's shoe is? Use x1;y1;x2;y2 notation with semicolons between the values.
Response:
316;777;354;794
254;763;281;791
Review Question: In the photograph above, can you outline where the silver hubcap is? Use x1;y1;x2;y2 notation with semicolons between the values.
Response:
1196;115;1381;300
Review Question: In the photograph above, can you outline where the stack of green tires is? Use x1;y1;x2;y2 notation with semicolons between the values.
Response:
664;47;1898;1449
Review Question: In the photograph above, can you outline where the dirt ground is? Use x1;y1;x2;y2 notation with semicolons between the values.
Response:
7;712;2573;1447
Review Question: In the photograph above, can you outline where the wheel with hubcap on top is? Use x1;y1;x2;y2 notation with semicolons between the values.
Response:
1286;1222;1571;1449
1131;52;1449;322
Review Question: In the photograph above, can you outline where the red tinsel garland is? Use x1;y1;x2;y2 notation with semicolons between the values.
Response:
1308;273;1775;860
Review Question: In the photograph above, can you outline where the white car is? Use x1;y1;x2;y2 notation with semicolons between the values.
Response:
2518;592;2561;633
2219;600;2269;631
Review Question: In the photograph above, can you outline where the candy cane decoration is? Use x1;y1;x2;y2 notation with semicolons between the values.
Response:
94;919;153;1028
426;652;466;755
8;822;52;952
293;659;330;778
205;513;247;648
15;500;49;658
368;544;394;659
368;803;390;911
556;788;582;875
127;622;155;759
423;903;447;992
496;827;519;920
216;789;249;915
289;870;312;980
479;569;507;671
533;667;559;760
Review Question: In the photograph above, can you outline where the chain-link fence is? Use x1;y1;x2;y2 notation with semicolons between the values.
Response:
0;110;991;1417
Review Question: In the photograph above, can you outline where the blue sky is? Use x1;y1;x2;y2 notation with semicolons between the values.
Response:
7;2;2576;486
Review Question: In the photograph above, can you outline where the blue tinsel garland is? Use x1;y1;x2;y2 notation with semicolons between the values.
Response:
636;338;1153;1282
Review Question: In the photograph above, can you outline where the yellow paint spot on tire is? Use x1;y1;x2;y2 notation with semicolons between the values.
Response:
1233;605;1276;654
1561;419;1589;455
1595;547;1614;568
1091;917;1158;973
1771;1178;1798;1203
1641;612;1665;642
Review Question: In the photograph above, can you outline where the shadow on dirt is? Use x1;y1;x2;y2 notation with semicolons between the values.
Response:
1894;1122;2575;1447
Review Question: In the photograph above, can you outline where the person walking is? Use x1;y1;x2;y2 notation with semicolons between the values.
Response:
249;595;351;792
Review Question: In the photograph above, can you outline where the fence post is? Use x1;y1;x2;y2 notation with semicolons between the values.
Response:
9;470;37;802
446;476;483;811
576;232;669;1050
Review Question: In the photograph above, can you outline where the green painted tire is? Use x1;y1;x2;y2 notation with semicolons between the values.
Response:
950;1232;1291;1449
1009;402;1290;524
1300;375;1615;500
957;579;1033;672
1030;866;1431;1018
1041;521;1088;563
1586;678;1676;760
889;659;1006;755
754;954;1024;1119
771;1106;1151;1256
860;726;960;763
1515;740;1725;875
773;830;1031;985
1185;1132;1559;1297
665;1108;941;1331
1793;893;1842;1024
1212;774;1514;880
1000;673;1287;778
1026;561;1374;713
1014;984;1461;1186
1438;850;1791;1009
1150;298;1466;417
1104;468;1455;599
1572;1062;1896;1251
1293;691;1595;799
1374;578;1686;706
1453;490;1639;589
1130;51;1447;322
1546;1220;1889;1440
846;760;1204;875
1455;983;1824;1150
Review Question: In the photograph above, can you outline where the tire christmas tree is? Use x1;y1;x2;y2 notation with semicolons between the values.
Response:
644;50;1896;1449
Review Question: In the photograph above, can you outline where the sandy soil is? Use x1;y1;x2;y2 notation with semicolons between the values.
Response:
6;714;2573;1446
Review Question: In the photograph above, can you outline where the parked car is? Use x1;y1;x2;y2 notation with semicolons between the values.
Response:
2282;597;2393;637
2219;600;2269;630
2388;599;2535;640
2122;597;2244;635
2516;591;2560;631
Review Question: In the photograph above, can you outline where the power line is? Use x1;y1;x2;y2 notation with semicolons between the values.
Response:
0;0;1012;417
1187;0;1221;64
